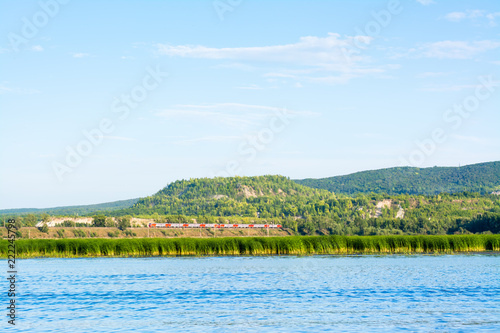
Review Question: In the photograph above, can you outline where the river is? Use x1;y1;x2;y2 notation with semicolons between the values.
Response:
9;254;500;332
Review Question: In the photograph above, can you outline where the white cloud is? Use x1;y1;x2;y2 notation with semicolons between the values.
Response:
120;56;134;60
415;71;450;78
212;62;256;71
174;135;241;145
451;135;488;144
37;153;56;158
415;40;500;59
445;12;467;22
31;45;43;52
155;33;387;84
444;9;484;22
103;136;136;142
72;53;90;58
416;0;434;5
264;72;297;79
487;12;500;26
155;103;318;129
421;80;500;92
444;10;500;26
0;83;40;95
237;84;263;90
156;33;363;66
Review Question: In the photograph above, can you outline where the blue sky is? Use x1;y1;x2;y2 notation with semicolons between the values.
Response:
1;0;499;209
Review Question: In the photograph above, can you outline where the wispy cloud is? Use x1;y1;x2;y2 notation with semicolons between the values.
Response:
104;136;136;142
174;135;241;145
31;45;43;52
398;40;500;59
155;103;318;128
421;80;500;92
37;153;56;158
487;12;500;26
445;10;483;22
156;33;360;65
72;52;91;58
444;10;500;26
450;135;489;144
264;72;297;79
0;83;40;95
237;84;263;90
416;0;434;5
212;62;256;71
156;33;389;84
416;71;450;78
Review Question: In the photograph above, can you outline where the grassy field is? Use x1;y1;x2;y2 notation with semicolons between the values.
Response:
1;234;499;258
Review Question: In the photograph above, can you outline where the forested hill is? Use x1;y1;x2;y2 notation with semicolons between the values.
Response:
294;161;500;196
116;175;335;217
0;198;139;216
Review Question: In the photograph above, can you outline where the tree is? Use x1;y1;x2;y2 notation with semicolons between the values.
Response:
24;214;37;227
39;223;49;233
92;215;107;227
41;213;51;223
62;220;76;227
152;213;161;222
13;218;23;230
105;217;116;227
117;215;132;231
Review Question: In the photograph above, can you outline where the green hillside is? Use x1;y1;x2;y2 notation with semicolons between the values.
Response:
4;169;500;236
0;198;140;216
109;175;500;236
116;175;336;218
295;161;500;196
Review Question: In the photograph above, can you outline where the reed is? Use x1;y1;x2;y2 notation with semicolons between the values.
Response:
1;234;499;258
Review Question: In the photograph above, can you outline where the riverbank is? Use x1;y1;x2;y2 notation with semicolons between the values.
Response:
1;234;499;258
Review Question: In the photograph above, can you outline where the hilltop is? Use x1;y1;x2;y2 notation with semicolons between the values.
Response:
3;166;500;237
116;175;335;218
294;161;500;196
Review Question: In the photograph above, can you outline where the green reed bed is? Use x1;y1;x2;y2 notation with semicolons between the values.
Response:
1;234;499;258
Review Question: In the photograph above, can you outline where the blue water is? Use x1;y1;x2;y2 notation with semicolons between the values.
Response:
5;255;500;332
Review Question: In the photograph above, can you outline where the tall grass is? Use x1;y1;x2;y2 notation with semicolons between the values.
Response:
1;235;499;258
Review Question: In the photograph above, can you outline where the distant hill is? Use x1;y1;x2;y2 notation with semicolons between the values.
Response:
115;175;334;218
0;198;140;216
294;161;500;195
4;173;500;235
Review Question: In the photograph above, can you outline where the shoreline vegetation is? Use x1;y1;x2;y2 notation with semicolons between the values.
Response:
2;235;499;258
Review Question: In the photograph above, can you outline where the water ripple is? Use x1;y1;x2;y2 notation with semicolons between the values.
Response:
8;254;500;332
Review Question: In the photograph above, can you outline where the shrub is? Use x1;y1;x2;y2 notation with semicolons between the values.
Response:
108;231;120;238
124;230;137;237
39;223;49;233
118;216;132;231
105;217;116;228
92;215;107;227
72;229;86;238
62;220;76;227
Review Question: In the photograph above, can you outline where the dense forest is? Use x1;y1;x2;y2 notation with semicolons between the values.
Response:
295;161;500;195
3;171;500;237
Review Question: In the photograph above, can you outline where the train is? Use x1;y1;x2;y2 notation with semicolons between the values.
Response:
148;223;282;229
